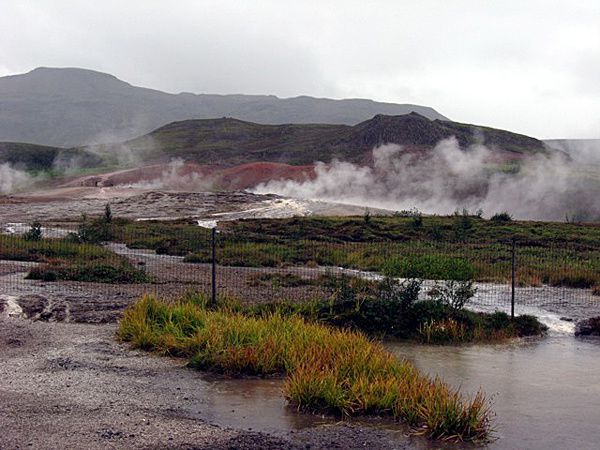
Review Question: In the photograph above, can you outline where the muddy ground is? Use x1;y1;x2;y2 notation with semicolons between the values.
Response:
0;188;384;223
0;317;419;450
0;255;420;449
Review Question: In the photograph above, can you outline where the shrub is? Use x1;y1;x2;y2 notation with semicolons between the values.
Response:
23;222;43;241
512;314;547;336
428;225;444;241
428;280;477;311
69;213;114;244
313;276;422;335
363;209;371;224
490;212;512;223
104;203;113;224
453;209;473;241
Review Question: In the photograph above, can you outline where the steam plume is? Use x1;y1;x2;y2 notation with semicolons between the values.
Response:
253;138;600;221
0;163;33;194
126;159;214;190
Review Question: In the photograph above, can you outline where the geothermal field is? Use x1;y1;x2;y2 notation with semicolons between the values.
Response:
2;4;600;448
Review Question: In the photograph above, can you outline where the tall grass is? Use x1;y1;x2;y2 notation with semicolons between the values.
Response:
118;295;491;441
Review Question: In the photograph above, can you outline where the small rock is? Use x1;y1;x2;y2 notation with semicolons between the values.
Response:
575;317;600;336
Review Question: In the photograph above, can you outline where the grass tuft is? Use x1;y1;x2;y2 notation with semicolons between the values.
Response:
118;295;492;441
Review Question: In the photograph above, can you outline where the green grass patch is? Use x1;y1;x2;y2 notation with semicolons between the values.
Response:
111;215;600;289
0;234;151;284
118;295;492;441
383;255;475;280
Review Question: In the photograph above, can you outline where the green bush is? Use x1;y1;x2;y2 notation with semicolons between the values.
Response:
491;212;512;223
383;255;475;281
428;280;477;311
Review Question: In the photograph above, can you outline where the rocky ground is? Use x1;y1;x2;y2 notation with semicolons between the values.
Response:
0;187;386;223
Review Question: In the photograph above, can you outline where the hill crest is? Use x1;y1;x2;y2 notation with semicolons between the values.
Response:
0;67;448;147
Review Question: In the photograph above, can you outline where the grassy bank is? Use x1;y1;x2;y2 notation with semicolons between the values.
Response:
226;275;546;343
106;215;600;289
118;295;492;441
0;234;150;283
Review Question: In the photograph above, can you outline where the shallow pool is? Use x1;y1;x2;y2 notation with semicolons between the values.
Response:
387;336;600;449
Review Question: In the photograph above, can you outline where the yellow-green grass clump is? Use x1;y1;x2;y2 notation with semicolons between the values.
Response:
118;295;491;441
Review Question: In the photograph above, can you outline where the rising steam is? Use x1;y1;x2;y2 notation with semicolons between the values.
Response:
126;159;214;190
253;138;600;221
0;163;34;194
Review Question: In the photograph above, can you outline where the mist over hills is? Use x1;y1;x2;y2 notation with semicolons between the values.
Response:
0;67;447;148
1;67;596;222
0;112;550;173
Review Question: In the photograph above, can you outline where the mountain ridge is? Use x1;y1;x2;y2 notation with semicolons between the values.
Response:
0;67;448;147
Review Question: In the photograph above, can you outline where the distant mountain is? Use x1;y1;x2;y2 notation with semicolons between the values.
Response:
0;113;548;174
0;67;448;147
124;112;548;166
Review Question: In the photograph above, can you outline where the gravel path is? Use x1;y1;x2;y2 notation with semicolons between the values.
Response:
0;311;416;450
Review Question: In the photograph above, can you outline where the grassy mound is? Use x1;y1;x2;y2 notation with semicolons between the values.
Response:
118;295;492;441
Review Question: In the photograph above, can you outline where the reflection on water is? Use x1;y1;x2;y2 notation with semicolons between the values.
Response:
387;337;600;450
182;374;333;432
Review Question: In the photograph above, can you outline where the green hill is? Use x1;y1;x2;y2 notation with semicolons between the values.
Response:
124;113;548;165
0;142;103;172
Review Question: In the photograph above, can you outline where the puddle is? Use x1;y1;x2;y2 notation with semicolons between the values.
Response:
183;375;331;433
387;336;600;449
176;337;600;449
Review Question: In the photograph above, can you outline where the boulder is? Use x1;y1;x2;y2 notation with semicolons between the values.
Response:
575;317;600;336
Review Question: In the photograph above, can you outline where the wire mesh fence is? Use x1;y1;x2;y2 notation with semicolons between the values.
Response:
1;219;599;322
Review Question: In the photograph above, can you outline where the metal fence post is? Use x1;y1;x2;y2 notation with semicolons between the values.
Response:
211;227;217;307
511;238;516;319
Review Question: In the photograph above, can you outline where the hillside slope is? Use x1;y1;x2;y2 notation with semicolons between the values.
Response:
0;142;102;171
124;113;548;166
0;67;447;147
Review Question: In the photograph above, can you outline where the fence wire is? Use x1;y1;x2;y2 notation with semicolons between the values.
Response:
1;221;599;323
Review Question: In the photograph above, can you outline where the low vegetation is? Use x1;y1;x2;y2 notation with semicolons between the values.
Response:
240;275;546;343
99;214;600;289
0;233;150;283
118;295;492;441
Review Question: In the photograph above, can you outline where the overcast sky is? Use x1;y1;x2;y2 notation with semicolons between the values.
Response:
1;0;599;139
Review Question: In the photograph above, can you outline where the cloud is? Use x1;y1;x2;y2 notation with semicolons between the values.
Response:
123;159;214;191
1;1;599;138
